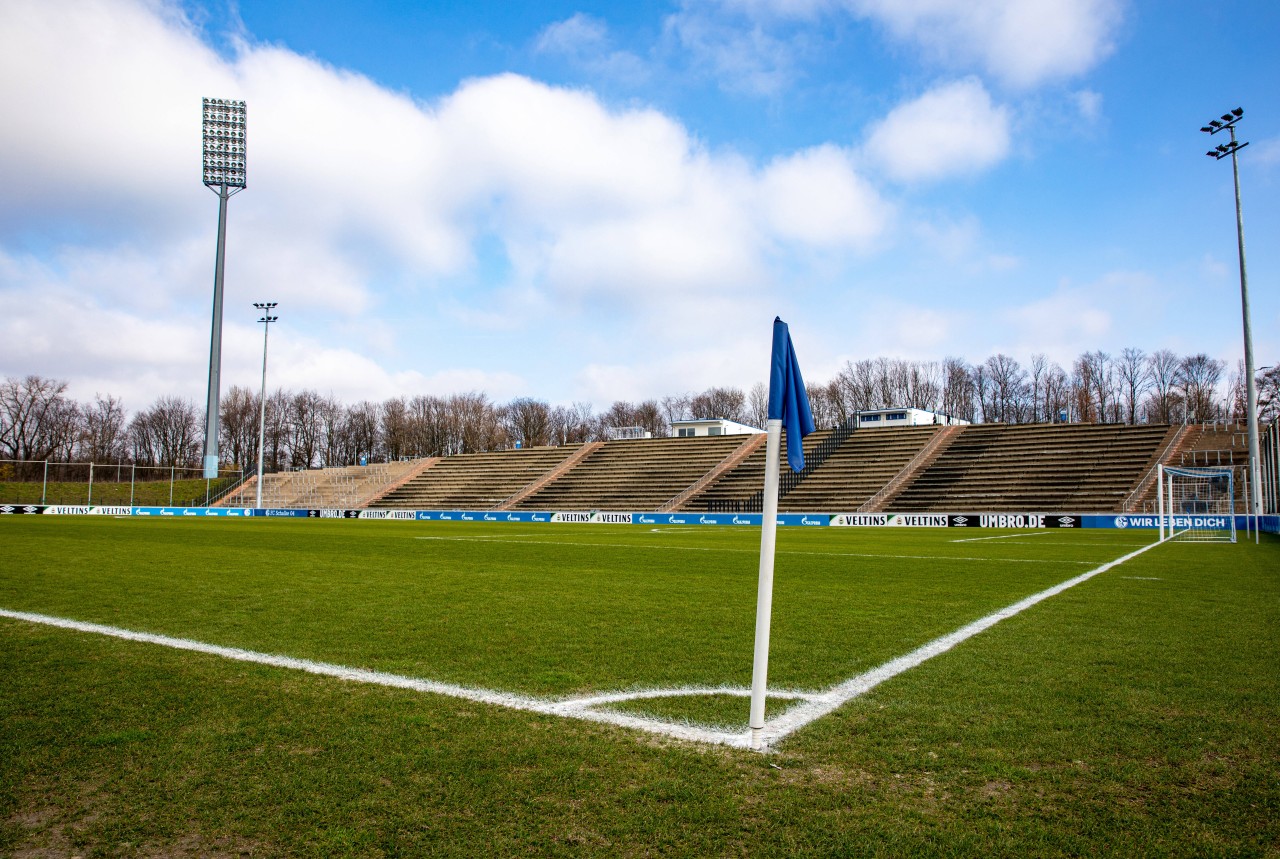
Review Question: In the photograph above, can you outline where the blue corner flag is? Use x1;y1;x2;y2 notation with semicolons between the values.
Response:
766;317;815;472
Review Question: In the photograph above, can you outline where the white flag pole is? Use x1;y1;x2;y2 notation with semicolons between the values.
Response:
1157;463;1165;542
749;417;784;750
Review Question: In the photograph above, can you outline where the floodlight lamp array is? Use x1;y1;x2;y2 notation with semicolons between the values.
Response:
1205;140;1248;160
202;97;247;188
254;301;278;323
1199;107;1244;136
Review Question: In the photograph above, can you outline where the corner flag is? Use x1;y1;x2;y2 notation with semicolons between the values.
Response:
767;317;815;472
749;317;814;749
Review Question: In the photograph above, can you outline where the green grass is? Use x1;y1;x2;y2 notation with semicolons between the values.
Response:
1;518;1277;856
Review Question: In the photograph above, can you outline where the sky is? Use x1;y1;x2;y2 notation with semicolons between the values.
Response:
1;0;1277;415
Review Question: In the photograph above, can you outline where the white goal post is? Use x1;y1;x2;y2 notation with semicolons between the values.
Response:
1157;464;1237;543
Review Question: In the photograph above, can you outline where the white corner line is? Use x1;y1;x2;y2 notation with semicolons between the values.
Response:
0;539;1160;752
755;539;1162;747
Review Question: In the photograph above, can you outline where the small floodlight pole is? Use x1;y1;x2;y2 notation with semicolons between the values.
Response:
1201;107;1262;525
253;302;278;509
201;97;247;479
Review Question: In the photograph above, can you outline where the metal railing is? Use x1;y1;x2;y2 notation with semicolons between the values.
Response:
0;459;242;507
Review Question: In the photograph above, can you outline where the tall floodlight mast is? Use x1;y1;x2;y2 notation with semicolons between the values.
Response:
253;302;278;509
1200;107;1262;527
201;97;247;478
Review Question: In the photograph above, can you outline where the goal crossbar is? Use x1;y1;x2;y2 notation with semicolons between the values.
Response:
1158;464;1236;543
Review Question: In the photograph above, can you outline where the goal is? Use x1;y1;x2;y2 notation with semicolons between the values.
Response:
1158;465;1236;543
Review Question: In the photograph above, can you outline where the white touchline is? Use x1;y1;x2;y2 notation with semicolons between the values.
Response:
414;535;1092;565
0;540;1160;752
950;531;1054;543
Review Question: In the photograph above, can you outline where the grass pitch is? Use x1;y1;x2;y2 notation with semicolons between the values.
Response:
2;517;1277;856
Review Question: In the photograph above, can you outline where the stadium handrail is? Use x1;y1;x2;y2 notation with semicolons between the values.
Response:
1121;424;1190;513
857;425;961;513
494;442;602;511
658;433;766;512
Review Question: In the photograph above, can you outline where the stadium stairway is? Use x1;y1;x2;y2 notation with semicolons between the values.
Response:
218;423;1200;514
1120;425;1187;512
888;423;1174;513
688;426;940;513
370;445;587;510
494;442;604;510
859;424;963;512
1125;422;1252;513
511;435;748;512
661;433;765;512
218;458;432;509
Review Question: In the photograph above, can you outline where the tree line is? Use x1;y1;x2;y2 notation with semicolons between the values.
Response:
2;348;1276;472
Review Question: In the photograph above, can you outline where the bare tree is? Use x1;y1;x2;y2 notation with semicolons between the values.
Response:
1028;354;1048;423
450;392;503;453
550;402;595;445
1071;354;1099;423
219;385;259;469
746;382;769;429
1115;347;1149;425
264;389;290;471
79;394;128;463
941;357;974;421
287;390;325;468
971;363;990;423
1179;354;1225;423
660;394;692;427
130;396;201;468
1257;365;1280;425
1226;360;1250;425
904;361;942;412
380;397;410;460
984;354;1028;423
833;359;878;414
874;357;898;410
689;387;746;423
1144;349;1181;424
503;398;552;448
1077;351;1116;423
1043;363;1070;422
600;400;665;438
343;401;380;464
0;375;79;461
805;383;839;429
317;394;345;466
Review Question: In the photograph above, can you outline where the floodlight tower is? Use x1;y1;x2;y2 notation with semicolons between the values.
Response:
201;97;247;479
1200;107;1262;521
253;302;278;509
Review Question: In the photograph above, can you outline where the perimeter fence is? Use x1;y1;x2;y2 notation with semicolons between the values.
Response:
0;460;244;507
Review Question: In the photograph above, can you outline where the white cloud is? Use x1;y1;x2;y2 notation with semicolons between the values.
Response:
0;0;895;413
1073;89;1104;124
1251;136;1280;169
717;0;832;19
0;0;226;232
662;1;804;97
847;0;1123;89
863;78;1011;182
664;0;1122;92
908;214;1019;272
533;14;649;83
536;12;611;54
759;145;892;248
996;271;1161;366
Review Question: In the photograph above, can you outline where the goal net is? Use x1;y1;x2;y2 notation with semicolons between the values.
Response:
1159;465;1236;543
